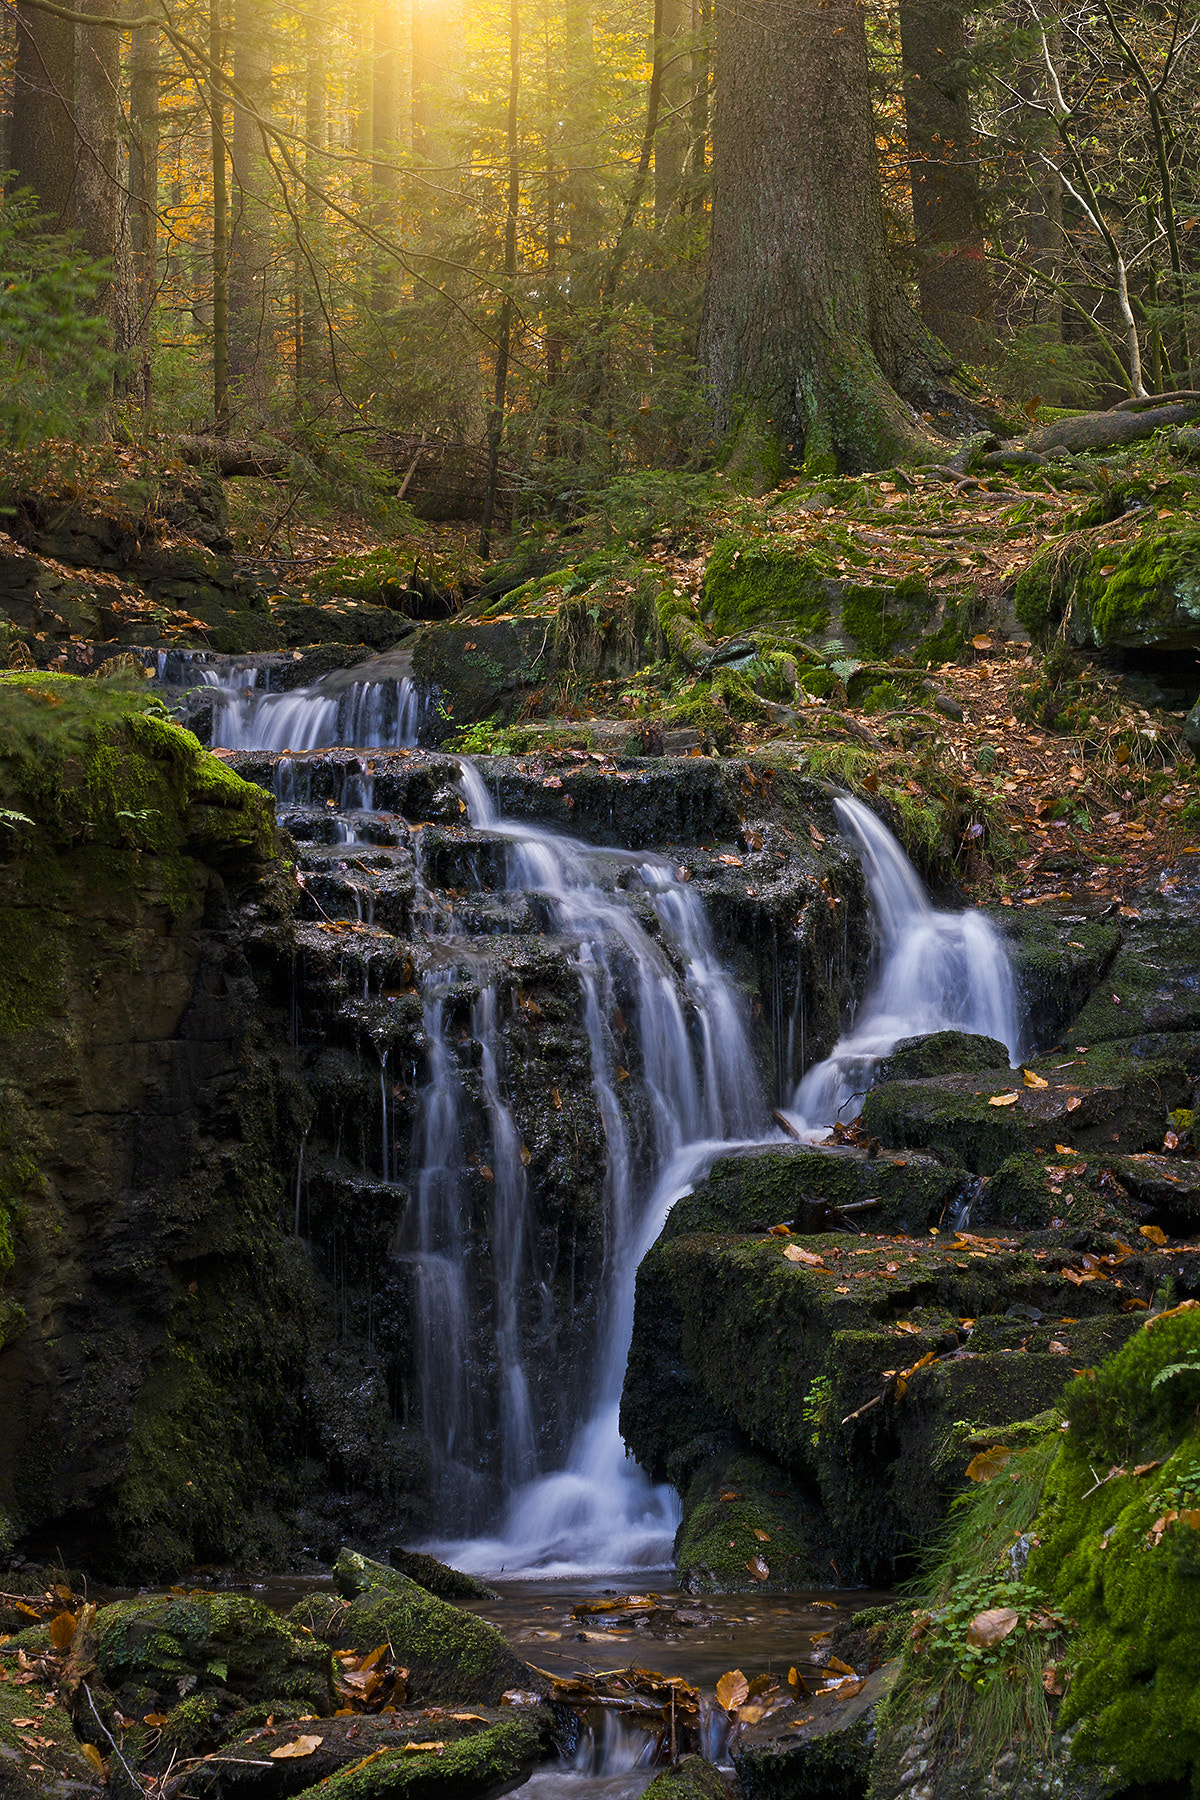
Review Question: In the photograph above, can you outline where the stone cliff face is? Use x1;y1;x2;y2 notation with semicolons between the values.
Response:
0;676;312;1575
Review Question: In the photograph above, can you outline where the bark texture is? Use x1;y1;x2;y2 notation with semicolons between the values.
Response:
899;0;993;359
75;0;122;330
10;0;75;227
700;0;954;472
228;0;272;401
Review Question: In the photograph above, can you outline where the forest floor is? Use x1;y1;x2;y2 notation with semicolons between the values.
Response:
3;425;1198;902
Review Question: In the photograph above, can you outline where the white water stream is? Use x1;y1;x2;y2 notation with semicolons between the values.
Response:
201;669;1022;1576
188;659;421;750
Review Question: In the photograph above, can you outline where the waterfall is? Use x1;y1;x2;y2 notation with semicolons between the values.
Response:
204;664;421;750
423;763;766;1574
784;795;1021;1133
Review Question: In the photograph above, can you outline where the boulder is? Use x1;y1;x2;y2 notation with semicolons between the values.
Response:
621;1215;1194;1580
659;1145;963;1242
643;1756;731;1800
868;1305;1200;1799
94;1593;334;1715
0;1654;101;1800
321;1553;540;1707
874;1033;1010;1084
386;1551;499;1603
731;1663;895;1800
860;1049;1190;1174
176;1708;549;1800
675;1450;829;1595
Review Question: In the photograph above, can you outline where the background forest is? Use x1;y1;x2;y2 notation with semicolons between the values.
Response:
1;0;1197;507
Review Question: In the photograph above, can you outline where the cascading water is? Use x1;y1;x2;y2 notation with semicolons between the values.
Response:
424;763;767;1575
784;795;1021;1133
202;662;421;750
257;727;1021;1577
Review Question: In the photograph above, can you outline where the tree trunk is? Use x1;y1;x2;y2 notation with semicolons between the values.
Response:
899;0;993;360
75;0;122;331
654;0;688;221
372;0;402;299
209;0;230;432
700;0;953;473
298;12;327;390
10;1;75;227
128;14;159;406
480;0;520;557
227;0;272;404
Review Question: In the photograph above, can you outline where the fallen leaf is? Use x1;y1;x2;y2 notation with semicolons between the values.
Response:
1066;1097;1082;1113
769;1223;791;1236
400;1743;446;1754
1023;1069;1049;1089
716;1670;750;1712
989;1092;1020;1107
143;1713;169;1728
783;1243;827;1267
966;1607;1020;1648
825;1656;856;1677
753;1529;771;1542
82;1745;104;1776
746;1556;770;1582
716;854;743;867
1043;1665;1063;1696
270;1737;324;1759
48;1613;76;1651
1140;1225;1168;1245
965;1446;1013;1482
1133;1462;1160;1477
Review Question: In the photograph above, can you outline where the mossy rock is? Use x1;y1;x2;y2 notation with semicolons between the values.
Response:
661;1145;962;1242
328;1553;538;1706
1015;524;1200;651
292;1716;545;1800
702;538;834;637
0;1659;100;1798
623;1226;1155;1581
993;913;1120;1054
874;1032;1011;1084
840;578;932;659
95;1594;334;1712
642;1756;729;1800
411;620;555;735
178;1708;549;1800
386;1551;499;1603
731;1663;895;1800
1026;1307;1200;1788
676;1451;827;1594
860;1053;1190;1174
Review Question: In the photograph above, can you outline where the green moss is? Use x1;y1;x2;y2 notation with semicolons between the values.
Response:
0;1659;97;1783
875;1032;1010;1084
840;583;920;657
95;1592;334;1711
328;1552;535;1706
292;1716;545;1800
1027;1308;1200;1786
643;1755;729;1800
702;536;834;636
676;1450;823;1593
1083;526;1200;648
913;619;966;668
797;666;840;698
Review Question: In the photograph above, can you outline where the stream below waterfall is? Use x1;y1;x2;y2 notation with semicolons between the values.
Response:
196;660;1023;1583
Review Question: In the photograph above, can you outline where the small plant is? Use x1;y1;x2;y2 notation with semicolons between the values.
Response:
802;1375;833;1448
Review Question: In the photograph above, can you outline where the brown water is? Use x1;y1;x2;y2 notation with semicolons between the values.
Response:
456;1576;891;1690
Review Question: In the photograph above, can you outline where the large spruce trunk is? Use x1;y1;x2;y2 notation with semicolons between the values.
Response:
899;0;994;359
700;0;956;472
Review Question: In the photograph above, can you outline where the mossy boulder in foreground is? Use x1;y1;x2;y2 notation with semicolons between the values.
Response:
868;1304;1200;1800
95;1592;334;1714
320;1551;540;1706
